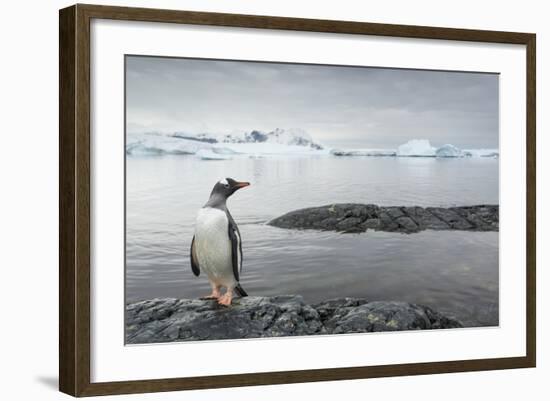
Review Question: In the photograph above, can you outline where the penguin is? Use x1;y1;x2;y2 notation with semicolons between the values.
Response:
190;178;250;306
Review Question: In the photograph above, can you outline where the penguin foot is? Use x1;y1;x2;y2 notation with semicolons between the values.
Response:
217;293;233;306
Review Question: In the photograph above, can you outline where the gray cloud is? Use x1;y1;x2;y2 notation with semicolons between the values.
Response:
126;55;498;149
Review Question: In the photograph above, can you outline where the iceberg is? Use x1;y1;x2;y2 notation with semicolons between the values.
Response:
397;139;437;157
435;144;465;158
126;128;326;157
331;148;396;157
464;148;499;158
196;149;232;160
125;133;210;156
331;142;499;159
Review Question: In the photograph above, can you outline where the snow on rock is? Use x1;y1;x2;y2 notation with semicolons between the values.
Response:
172;132;217;143
397;139;437;157
435;144;465;158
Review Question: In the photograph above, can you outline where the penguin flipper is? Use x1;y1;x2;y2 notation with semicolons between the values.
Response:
190;236;200;277
227;219;242;282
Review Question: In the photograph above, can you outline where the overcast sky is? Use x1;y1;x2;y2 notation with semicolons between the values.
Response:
126;55;499;149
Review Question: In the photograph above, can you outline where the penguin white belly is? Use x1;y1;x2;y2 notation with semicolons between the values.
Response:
194;207;236;287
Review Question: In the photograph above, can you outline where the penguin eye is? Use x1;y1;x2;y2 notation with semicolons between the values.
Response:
224;183;230;189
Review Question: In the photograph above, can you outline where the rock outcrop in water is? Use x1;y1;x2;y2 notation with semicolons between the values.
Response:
268;204;498;234
125;296;462;344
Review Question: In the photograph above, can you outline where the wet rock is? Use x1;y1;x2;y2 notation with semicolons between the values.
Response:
268;204;498;234
395;216;420;233
386;207;405;219
362;218;381;229
322;301;430;332
427;207;473;230
404;206;449;230
336;217;365;233
126;296;463;344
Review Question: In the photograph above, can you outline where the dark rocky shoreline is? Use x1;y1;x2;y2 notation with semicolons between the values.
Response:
268;204;499;234
126;296;462;344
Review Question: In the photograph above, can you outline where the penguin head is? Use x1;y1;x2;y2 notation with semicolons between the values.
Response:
210;178;250;199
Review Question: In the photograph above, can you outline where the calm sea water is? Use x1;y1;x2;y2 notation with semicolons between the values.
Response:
126;156;499;327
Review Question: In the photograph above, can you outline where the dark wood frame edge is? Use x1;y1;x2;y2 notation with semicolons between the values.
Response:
59;3;536;397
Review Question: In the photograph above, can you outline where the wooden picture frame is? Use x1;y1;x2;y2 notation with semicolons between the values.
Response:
59;3;536;397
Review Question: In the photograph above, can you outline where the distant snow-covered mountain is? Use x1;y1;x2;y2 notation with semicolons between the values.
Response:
219;128;323;150
126;128;326;157
168;128;324;150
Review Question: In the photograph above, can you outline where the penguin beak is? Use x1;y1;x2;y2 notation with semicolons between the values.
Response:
233;181;250;189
